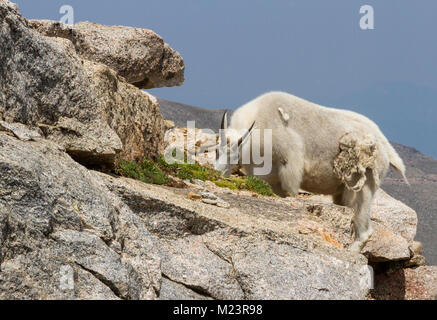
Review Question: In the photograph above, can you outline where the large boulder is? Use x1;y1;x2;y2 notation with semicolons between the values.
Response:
0;0;167;167
29;20;185;89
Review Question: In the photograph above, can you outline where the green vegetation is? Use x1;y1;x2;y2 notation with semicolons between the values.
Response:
116;155;275;197
214;177;246;190
244;176;275;196
157;156;221;182
116;158;168;185
213;176;274;196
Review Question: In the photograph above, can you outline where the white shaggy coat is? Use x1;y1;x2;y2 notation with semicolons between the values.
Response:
220;91;408;251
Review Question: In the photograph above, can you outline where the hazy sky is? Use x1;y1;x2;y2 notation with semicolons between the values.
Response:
15;0;437;158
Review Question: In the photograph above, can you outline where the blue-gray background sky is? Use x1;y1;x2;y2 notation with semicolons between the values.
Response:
15;0;437;158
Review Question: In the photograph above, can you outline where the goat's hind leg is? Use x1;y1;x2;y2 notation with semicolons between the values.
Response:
342;173;377;252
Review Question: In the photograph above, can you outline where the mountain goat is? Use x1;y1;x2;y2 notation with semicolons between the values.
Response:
214;91;408;252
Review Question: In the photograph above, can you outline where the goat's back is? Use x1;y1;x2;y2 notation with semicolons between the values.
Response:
230;91;403;184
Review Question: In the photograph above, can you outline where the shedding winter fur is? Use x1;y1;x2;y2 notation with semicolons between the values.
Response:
214;91;408;252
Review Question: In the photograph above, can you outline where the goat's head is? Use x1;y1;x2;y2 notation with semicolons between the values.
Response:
214;111;255;176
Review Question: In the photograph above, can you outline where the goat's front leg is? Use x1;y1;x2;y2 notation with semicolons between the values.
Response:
277;151;304;197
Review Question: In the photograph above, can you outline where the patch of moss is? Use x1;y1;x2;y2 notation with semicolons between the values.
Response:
213;177;246;190
213;179;237;190
116;155;275;197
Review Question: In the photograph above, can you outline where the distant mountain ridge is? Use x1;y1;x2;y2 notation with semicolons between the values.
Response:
157;97;228;131
158;96;437;265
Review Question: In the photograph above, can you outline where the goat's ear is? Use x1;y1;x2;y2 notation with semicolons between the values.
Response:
237;121;255;148
220;111;228;146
